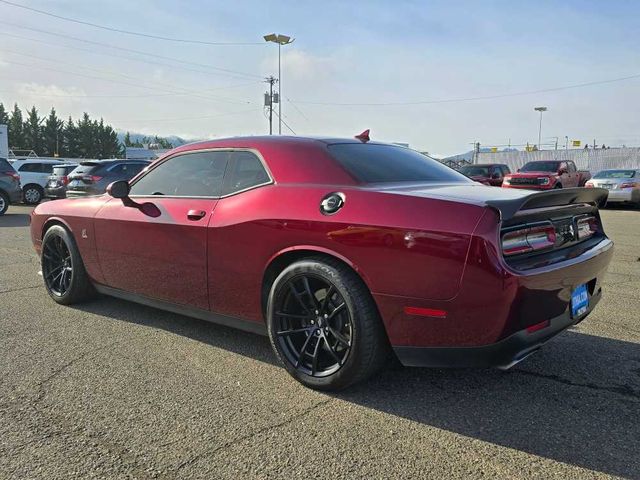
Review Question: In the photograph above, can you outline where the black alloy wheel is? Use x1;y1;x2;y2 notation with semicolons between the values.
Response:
274;274;353;378
267;258;389;390
42;234;73;297
41;225;95;304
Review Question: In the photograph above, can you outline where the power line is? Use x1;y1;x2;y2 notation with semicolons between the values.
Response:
111;108;259;123
272;110;296;135
291;73;640;106
0;21;263;80
0;31;264;84
0;0;263;46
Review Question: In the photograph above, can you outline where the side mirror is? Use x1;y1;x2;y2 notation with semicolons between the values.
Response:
517;169;520;173
559;168;568;175
107;180;130;199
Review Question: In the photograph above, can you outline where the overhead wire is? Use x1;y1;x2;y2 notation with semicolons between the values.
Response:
0;0;263;46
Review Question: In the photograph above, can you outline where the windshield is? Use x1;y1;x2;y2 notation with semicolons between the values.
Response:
459;166;490;177
593;170;636;179
52;165;77;176
520;161;559;173
328;144;470;184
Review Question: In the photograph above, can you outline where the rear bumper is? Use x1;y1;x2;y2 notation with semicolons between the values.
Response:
45;186;67;199
605;189;640;203
8;187;22;203
394;285;601;368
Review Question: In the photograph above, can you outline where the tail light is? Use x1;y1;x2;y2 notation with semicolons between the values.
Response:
620;182;639;189
585;182;594;188
576;216;598;240
502;223;556;256
2;171;20;181
82;175;103;183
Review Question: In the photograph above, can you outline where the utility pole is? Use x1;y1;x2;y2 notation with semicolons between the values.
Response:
263;33;294;135
534;106;548;150
264;76;278;135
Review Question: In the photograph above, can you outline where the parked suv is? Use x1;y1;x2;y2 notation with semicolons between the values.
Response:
66;160;150;197
45;164;79;200
458;163;511;186
11;159;67;204
0;157;22;215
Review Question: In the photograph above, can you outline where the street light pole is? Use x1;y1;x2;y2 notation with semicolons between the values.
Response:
264;33;294;135
534;106;547;150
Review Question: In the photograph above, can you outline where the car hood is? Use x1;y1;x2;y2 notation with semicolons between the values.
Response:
508;171;555;177
369;182;607;220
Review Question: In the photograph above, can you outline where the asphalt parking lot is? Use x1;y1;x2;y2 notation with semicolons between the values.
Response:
1;204;639;479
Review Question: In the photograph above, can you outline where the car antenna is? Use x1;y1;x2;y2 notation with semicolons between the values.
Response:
355;129;370;143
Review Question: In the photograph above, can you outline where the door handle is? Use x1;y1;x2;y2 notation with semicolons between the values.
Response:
187;209;207;220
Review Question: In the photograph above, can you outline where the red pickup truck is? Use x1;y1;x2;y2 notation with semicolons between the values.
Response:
503;160;591;190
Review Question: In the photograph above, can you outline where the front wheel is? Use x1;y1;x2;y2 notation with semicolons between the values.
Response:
23;185;43;205
41;225;95;305
267;258;389;390
0;191;8;215
554;183;563;189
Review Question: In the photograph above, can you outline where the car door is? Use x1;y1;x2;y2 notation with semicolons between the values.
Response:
567;161;578;186
93;150;229;309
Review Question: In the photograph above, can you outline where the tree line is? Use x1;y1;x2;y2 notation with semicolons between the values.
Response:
0;102;175;159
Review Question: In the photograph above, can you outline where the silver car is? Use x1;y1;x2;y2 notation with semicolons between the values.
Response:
586;169;640;207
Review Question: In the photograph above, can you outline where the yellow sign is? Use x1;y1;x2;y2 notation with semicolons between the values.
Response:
491;147;498;153
572;140;581;147
525;145;534;152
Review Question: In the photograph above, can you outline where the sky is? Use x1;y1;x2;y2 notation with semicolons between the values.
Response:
0;0;639;156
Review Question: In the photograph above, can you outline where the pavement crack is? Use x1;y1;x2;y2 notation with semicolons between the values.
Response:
176;397;333;472
514;369;640;400
0;284;42;294
33;340;121;405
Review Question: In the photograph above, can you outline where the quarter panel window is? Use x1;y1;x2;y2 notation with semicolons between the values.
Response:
221;151;270;195
130;151;229;197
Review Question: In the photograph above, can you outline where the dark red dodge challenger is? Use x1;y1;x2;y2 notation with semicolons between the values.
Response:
30;135;613;390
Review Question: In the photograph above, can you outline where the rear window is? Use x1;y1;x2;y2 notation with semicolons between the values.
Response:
593;170;636;179
520;161;559;172
71;162;108;176
328;144;469;184
0;158;15;172
459;166;490;177
52;165;77;176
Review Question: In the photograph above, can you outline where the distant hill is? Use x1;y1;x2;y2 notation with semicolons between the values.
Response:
116;132;200;148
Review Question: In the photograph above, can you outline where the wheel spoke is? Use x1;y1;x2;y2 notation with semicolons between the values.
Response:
328;302;346;320
311;336;322;375
276;311;312;320
320;285;335;314
328;327;351;347
301;277;320;311
45;264;64;279
276;327;314;336
294;331;315;368
289;284;311;314
322;335;341;364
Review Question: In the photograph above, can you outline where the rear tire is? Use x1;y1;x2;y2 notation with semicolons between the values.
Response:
0;191;8;215
41;225;96;305
23;184;43;205
267;257;389;391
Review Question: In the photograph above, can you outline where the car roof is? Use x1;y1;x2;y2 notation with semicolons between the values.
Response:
12;158;67;164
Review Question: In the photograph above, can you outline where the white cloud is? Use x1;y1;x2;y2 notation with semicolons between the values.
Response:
17;83;87;99
261;49;336;82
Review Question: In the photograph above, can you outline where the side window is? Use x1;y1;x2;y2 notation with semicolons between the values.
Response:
568;162;576;173
108;163;126;175
221;151;270;196
126;163;147;177
502;165;511;175
130;151;229;197
490;166;502;178
559;162;568;172
18;163;37;172
41;164;55;174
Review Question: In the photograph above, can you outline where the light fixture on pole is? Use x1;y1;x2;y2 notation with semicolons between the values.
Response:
264;33;294;135
534;106;548;150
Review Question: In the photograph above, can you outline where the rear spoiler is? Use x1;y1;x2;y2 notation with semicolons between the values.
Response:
486;187;608;221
